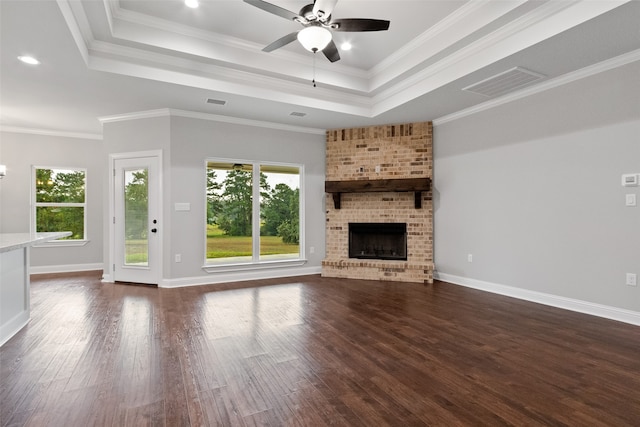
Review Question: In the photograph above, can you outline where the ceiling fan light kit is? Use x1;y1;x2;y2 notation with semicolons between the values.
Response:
243;0;390;63
184;0;199;9
297;26;332;52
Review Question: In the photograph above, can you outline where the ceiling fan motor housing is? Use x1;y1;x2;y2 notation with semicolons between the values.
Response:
299;3;330;24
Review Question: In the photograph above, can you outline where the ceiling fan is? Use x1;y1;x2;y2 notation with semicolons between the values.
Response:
243;0;390;62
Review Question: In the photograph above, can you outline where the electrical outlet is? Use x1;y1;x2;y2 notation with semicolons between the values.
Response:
309;246;315;254
625;194;637;207
626;273;637;286
175;254;182;263
467;254;473;263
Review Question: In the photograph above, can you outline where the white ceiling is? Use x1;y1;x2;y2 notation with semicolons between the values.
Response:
1;0;639;137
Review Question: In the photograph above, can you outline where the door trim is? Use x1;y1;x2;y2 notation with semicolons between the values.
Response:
103;150;163;284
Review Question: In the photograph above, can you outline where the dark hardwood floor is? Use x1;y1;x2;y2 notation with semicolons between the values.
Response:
1;272;639;426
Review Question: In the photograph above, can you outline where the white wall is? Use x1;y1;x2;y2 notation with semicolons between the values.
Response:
102;113;326;287
0;131;104;272
101;116;171;277
433;61;640;318
167;116;326;284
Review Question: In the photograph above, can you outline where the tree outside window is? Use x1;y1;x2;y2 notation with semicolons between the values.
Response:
206;161;301;263
34;167;86;240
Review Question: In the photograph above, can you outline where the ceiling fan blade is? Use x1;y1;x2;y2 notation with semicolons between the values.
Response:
243;0;301;22
262;32;299;52
313;0;338;21
322;39;340;63
332;18;390;32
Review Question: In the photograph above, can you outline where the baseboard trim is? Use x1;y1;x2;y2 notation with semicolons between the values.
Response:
160;266;323;288
434;272;640;326
30;263;104;275
0;312;29;347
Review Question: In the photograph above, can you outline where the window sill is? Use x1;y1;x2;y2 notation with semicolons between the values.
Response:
34;239;89;248
202;258;307;274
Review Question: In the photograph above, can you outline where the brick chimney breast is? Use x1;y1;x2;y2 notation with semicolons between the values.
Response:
322;121;434;284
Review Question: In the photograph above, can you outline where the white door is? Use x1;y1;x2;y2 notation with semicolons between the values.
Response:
113;156;161;284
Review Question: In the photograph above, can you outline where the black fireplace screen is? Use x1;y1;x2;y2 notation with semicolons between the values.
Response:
349;223;407;261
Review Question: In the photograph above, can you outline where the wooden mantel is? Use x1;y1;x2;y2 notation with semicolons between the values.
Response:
325;178;431;209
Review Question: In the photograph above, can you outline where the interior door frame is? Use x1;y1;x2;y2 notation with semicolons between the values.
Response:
104;150;163;285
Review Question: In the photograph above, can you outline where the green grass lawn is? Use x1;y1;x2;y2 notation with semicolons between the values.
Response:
206;224;298;259
125;225;299;262
125;240;149;264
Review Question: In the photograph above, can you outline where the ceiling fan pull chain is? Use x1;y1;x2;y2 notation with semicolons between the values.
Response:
312;50;317;87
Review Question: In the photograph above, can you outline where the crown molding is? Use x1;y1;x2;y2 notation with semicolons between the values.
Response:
108;1;261;52
76;1;372;96
0;126;103;140
371;0;631;116
102;0;366;80
55;0;91;65
168;109;326;135
87;49;373;118
88;38;369;95
433;48;640;125
372;0;578;106
99;108;325;135
368;0;528;90
109;2;268;55
88;39;371;101
98;108;170;124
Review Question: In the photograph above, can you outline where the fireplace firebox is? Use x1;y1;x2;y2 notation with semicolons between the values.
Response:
349;223;407;261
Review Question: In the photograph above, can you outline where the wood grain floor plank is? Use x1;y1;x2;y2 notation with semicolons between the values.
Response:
2;272;640;426
199;386;247;427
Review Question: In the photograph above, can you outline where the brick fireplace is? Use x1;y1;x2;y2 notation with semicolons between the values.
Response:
322;121;434;284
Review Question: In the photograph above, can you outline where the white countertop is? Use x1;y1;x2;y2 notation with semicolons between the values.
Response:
0;232;73;253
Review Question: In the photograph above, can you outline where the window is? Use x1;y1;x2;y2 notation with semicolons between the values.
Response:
206;160;301;264
33;167;86;241
124;168;149;265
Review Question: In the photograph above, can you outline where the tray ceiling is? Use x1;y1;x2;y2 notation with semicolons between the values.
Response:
1;0;639;135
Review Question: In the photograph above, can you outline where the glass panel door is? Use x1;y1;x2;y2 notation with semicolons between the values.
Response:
114;156;160;285
124;168;149;266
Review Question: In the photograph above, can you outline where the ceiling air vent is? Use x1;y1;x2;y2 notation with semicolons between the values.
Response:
206;98;227;106
290;112;307;117
463;67;546;98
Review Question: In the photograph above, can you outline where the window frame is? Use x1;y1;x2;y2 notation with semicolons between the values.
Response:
203;158;306;272
31;165;89;247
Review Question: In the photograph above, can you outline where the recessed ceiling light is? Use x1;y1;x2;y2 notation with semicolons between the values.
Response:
18;55;40;65
340;42;352;51
185;0;199;8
